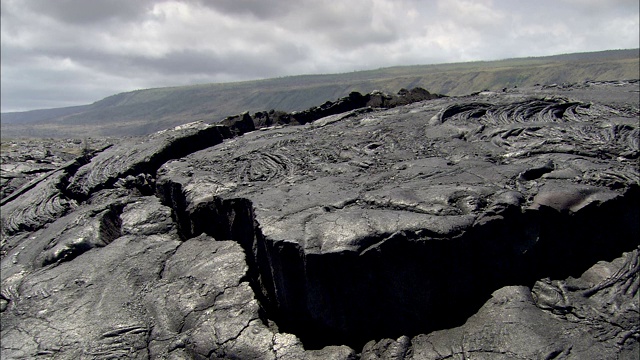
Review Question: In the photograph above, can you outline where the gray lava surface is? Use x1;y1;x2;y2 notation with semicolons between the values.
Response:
1;82;639;359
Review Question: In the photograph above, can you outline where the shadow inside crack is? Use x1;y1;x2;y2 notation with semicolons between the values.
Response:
156;182;640;349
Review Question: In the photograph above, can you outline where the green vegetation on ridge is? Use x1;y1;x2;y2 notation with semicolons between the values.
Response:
1;49;638;138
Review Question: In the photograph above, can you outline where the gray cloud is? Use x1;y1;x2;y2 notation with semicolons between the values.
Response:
194;0;297;19
1;0;638;112
19;0;155;25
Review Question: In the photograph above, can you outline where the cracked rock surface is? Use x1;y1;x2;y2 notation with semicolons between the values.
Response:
0;138;114;200
1;82;639;359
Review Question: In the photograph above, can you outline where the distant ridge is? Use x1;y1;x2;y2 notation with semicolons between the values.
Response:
2;49;638;138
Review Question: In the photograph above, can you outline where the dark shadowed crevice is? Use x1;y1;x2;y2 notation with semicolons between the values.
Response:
133;126;230;180
156;179;640;350
55;147;111;203
518;160;555;181
41;203;125;267
98;204;124;245
64;125;231;204
155;181;279;328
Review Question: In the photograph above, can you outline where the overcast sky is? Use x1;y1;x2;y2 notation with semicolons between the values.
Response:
1;0;638;112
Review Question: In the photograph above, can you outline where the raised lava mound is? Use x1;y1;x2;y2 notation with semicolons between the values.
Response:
1;83;639;359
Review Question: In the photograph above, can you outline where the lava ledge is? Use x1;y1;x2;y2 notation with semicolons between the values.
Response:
156;83;639;350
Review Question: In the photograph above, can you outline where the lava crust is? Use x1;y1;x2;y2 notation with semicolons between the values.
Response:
1;83;639;359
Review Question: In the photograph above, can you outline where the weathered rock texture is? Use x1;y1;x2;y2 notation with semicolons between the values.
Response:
1;83;639;359
0;138;113;200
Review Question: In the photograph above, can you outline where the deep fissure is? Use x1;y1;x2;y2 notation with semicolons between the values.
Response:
149;90;640;349
156;179;640;350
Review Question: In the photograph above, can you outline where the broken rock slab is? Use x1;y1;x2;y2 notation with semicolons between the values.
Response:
156;82;639;349
382;247;639;360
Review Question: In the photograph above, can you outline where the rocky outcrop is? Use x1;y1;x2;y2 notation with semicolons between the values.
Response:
221;112;256;136
363;247;639;359
1;83;639;359
223;88;443;130
0;138;113;200
65;122;232;200
155;86;639;350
